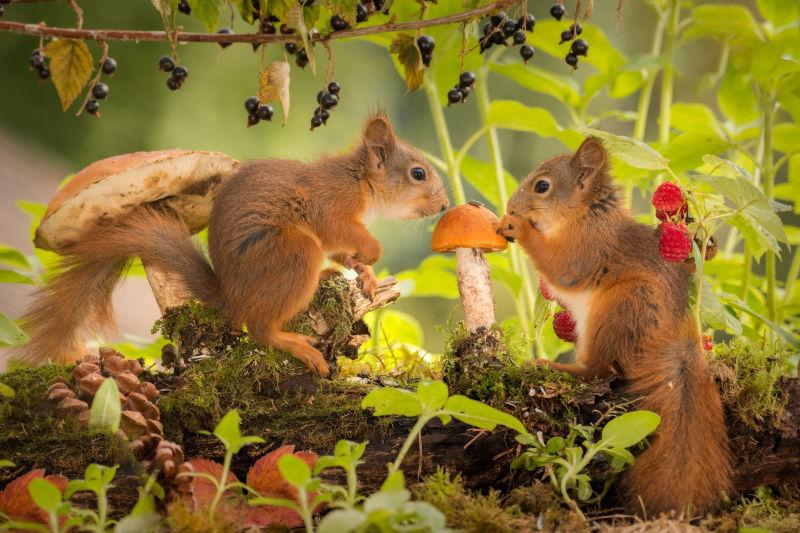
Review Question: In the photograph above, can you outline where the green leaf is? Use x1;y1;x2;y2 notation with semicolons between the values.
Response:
375;309;424;348
718;68;759;124
0;246;31;270
323;0;359;28
600;410;661;448
188;0;223;33
229;0;256;24
527;20;629;75
213;409;265;454
663;132;729;173
0;269;35;285
0;312;29;347
489;62;581;108
89;378;121;434
458;154;518;209
699;282;743;335
757;0;800;26
0;460;15;468
380;469;405;491
318;509;366;533
277;454;312;488
28;478;63;514
416;381;448;411
389;34;424;91
670;103;723;136
545;436;564;454
363;488;411;513
580;128;668;170
397;255;458;299
773;123;800;154
603;446;636;466
487;254;522;298
684;5;763;42
485;101;581;148
361;387;422;417
0;382;14;398
45;38;94;111
443;395;529;436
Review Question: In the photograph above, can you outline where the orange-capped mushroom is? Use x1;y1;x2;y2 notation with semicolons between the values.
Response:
431;201;506;334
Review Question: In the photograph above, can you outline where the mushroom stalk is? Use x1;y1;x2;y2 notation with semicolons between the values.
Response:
142;260;191;313
455;247;496;333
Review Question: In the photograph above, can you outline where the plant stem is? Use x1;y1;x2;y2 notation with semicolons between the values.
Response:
781;246;800;321
423;75;466;205
392;415;431;471
658;0;681;145
694;229;709;331
632;5;667;143
346;464;358;506
762;92;778;323
209;451;233;520
297;488;314;533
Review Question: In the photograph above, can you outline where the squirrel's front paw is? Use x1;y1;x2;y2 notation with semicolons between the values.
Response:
495;214;527;243
354;264;378;299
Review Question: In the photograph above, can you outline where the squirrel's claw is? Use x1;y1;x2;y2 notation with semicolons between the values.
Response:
354;264;378;300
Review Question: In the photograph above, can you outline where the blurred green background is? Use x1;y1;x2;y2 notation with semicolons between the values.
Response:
0;0;745;352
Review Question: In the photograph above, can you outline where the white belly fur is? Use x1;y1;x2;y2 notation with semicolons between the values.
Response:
543;276;594;350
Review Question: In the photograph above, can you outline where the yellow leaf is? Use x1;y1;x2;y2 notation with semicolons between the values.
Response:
258;61;291;125
287;4;315;75
45;39;93;111
389;34;423;91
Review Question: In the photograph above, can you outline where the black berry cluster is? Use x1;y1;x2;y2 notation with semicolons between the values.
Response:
84;57;117;117
158;55;188;91
244;96;274;127
417;35;435;67
178;0;191;15
480;11;536;64
310;81;340;130
559;22;588;69
447;71;475;106
29;48;50;81
329;0;385;32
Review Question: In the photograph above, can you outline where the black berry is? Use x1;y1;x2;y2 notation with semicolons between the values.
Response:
420;51;433;67
101;57;117;75
373;0;385;12
459;86;471;99
37;65;50;79
167;77;182;90
571;38;588;56
490;11;506;27
327;81;340;95
310;115;323;129
417;35;435;53
30;54;44;69
85;99;100;115
315;107;330;124
459;71;476;88
178;0;191;15
257;104;274;121
519;14;535;32
261;20;276;34
217;28;233;48
158;55;175;72
172;66;189;80
296;48;308;68
513;30;526;45
550;4;565;21
280;23;294;34
447;88;463;105
284;42;297;54
356;3;368;23
330;15;349;31
565;52;578;68
316;90;325;104
560;30;573;44
245;96;260;113
501;20;519;38
92;83;109;99
320;92;338;109
570;23;583;35
520;44;534;63
247;113;260;127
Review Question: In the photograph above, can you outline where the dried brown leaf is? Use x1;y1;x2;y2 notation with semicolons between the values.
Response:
45;38;94;111
258;61;291;125
287;4;316;75
389;33;424;91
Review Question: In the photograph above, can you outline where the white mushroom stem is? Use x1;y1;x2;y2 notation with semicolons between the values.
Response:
141;259;191;313
455;248;496;333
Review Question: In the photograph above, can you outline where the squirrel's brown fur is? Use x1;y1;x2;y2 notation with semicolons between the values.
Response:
497;137;732;516
10;114;449;375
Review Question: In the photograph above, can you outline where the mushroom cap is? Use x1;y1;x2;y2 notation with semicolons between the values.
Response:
34;149;240;252
431;201;508;253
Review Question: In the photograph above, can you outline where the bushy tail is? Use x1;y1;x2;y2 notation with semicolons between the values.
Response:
624;331;732;516
8;206;222;366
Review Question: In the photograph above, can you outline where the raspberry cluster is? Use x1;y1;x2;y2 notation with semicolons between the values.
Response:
158;55;188;91
244;96;275;127
310;81;341;130
447;71;476;106
480;10;536;64
85;57;117;117
652;182;697;263
652;181;686;221
553;310;577;343
658;222;693;263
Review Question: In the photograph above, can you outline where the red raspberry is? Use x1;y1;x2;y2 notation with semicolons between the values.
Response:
652;182;685;220
553;310;577;343
659;222;693;262
702;335;714;352
540;279;556;301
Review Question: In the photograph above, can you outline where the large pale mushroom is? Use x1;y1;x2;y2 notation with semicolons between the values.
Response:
431;201;507;334
34;149;239;312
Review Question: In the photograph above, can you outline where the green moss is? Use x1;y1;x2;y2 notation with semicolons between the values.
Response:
414;468;586;532
0;366;130;484
711;339;793;429
703;486;800;533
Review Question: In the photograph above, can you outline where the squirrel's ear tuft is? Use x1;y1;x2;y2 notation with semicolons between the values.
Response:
571;136;608;188
363;114;397;166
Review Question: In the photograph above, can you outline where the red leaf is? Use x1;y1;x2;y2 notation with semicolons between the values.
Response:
242;503;305;528
0;469;68;524
187;458;238;509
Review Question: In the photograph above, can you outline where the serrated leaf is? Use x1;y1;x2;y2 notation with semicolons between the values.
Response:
188;0;223;33
389;33;424;91
0;312;29;347
580;128;668;170
45;39;93;111
89;378;121;434
258;61;291;125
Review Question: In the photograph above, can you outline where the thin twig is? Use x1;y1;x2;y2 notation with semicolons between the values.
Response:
0;0;513;44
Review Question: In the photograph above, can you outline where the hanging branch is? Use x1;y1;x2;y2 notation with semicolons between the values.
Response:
0;0;513;44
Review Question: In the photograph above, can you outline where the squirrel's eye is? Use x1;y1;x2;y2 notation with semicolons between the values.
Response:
410;167;426;181
534;180;550;194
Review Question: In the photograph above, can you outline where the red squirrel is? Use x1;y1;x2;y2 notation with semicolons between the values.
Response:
13;114;449;376
496;137;732;516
